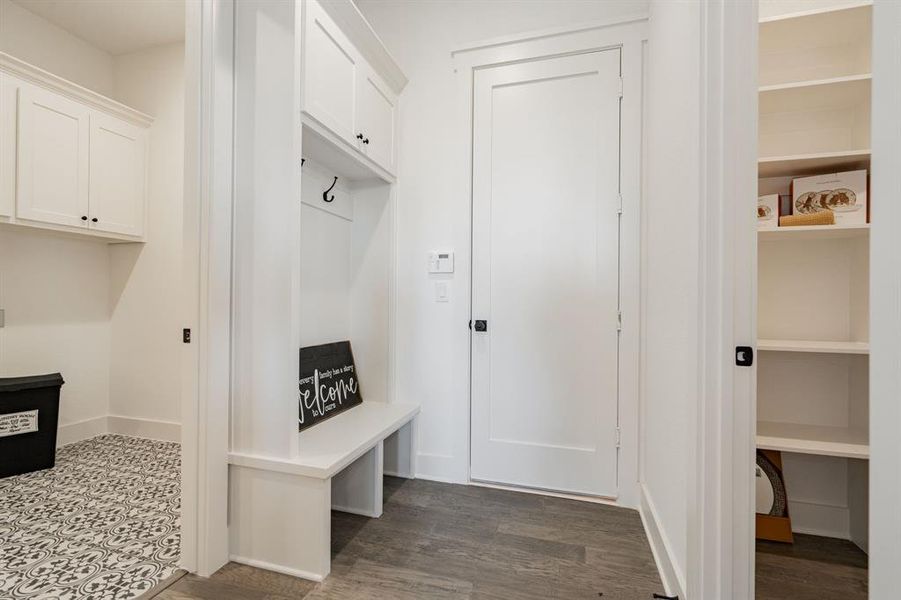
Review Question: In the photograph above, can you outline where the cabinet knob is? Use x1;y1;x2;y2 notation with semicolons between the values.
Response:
91;218;98;223
81;216;88;221
363;138;370;145
356;133;364;140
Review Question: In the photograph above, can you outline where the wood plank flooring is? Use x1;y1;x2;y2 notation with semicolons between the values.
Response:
149;477;665;599
756;534;868;600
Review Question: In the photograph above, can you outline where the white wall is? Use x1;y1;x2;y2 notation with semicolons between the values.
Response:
0;1;184;440
108;43;185;428
355;0;649;484
0;0;115;96
639;0;702;594
0;0;117;438
0;230;111;433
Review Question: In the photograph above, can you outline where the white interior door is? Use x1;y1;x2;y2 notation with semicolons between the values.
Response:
471;49;622;497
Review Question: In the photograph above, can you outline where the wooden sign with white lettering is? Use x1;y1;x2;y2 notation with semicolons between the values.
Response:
298;341;363;432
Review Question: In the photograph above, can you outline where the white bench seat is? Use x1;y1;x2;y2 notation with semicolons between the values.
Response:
227;401;419;581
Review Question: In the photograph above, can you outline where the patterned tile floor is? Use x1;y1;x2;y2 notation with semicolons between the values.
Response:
0;435;181;599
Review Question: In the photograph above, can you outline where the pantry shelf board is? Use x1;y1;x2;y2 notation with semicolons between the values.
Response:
759;1;871;25
757;150;871;179
757;339;870;354
758;224;870;241
757;421;869;459
759;73;872;95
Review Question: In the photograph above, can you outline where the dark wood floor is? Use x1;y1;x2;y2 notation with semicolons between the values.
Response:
756;533;868;600
150;476;664;599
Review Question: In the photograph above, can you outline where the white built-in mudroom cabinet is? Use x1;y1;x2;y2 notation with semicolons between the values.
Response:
226;0;415;582
0;54;150;241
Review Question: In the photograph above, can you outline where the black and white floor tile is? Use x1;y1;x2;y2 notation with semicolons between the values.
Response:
0;435;180;599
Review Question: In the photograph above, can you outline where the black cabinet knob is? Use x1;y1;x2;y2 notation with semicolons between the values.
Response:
474;320;488;332
91;218;98;223
363;138;370;145
356;133;364;140
81;216;88;221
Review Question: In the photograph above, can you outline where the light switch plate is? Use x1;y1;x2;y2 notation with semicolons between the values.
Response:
435;281;450;302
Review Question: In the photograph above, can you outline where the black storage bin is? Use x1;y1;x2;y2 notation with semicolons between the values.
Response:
0;373;64;478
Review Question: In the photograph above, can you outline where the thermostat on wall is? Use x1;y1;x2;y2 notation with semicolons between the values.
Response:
428;251;454;274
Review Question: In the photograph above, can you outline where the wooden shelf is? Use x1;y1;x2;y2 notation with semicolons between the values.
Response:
758;224;870;241
757;421;869;459
759;1;871;25
758;339;869;354
758;149;871;179
759;73;871;95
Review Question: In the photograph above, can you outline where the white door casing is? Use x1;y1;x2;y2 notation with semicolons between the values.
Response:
16;84;90;228
470;49;622;497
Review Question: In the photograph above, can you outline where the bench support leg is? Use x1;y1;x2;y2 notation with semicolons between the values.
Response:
229;465;332;581
332;441;384;518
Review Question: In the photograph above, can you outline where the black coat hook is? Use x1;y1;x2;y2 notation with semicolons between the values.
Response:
323;176;337;203
301;158;305;167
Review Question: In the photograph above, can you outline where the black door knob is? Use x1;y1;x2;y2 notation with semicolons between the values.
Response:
91;218;98;223
474;320;487;332
81;216;88;221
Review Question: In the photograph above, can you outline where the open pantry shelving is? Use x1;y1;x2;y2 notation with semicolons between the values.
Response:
756;0;871;550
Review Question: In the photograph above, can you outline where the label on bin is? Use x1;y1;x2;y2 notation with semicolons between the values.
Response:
0;410;39;438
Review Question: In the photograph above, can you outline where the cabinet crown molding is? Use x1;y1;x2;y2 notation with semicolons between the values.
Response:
0;52;153;128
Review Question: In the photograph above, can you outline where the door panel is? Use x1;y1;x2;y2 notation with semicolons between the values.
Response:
89;113;146;237
16;85;89;228
357;69;395;172
303;0;358;144
471;50;622;497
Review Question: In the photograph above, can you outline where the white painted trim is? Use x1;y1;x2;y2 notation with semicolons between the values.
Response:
869;0;901;595
228;555;324;583
180;0;234;579
453;16;647;508
0;52;153;127
450;12;648;56
692;1;758;598
56;416;108;447
331;505;381;518
639;483;686;599
758;0;871;24
107;415;181;442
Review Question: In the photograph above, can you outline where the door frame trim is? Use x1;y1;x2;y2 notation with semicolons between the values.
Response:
690;1;758;598
453;17;647;508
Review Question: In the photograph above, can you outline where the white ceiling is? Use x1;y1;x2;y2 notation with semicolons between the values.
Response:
12;0;185;56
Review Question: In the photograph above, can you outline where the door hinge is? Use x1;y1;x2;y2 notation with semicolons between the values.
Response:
618;76;624;98
615;426;622;448
617;311;622;332
617;193;624;215
183;328;191;344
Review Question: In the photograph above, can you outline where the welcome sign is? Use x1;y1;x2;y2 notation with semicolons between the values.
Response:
299;341;363;432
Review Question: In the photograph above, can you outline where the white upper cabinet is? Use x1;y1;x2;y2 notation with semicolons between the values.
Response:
16;84;90;229
357;69;396;173
89;113;147;237
303;0;359;144
0;53;152;241
301;0;406;178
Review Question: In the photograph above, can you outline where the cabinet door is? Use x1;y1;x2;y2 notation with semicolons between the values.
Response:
88;112;147;237
0;73;19;219
16;85;90;228
357;69;396;173
303;0;359;144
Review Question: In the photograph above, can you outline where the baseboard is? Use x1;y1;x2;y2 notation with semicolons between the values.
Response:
415;453;466;483
229;555;324;582
639;483;686;599
787;499;850;540
107;415;181;442
331;504;381;518
56;415;180;447
57;416;108;447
